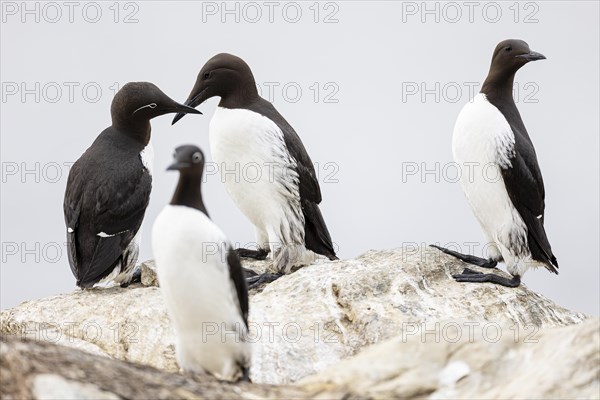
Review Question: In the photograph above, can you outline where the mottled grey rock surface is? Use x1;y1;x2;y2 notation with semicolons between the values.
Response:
2;319;598;399
1;247;589;389
300;318;600;399
0;335;325;400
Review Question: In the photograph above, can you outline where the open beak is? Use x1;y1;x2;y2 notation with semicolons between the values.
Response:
518;50;546;61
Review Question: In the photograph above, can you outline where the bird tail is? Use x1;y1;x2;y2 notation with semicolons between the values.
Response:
523;213;558;274
302;200;337;260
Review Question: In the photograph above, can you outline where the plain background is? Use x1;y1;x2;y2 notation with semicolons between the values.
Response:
1;1;598;315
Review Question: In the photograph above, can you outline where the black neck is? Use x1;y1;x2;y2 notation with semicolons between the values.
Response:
481;68;517;106
219;82;260;109
481;68;529;140
112;117;152;145
170;172;209;216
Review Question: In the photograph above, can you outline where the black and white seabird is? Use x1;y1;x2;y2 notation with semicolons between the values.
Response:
63;82;201;289
432;39;558;287
152;145;250;382
172;53;338;284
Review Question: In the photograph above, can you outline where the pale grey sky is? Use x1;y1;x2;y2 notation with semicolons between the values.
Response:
1;1;598;315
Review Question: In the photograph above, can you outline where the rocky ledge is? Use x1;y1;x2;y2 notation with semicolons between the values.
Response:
1;247;597;399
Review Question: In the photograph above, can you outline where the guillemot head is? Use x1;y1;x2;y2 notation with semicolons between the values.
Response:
111;82;201;132
172;53;258;124
481;40;546;99
492;39;546;71
167;145;209;215
167;145;205;175
487;39;546;76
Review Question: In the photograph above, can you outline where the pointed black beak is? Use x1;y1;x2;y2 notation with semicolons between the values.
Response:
519;50;546;61
168;103;202;115
172;85;209;125
172;106;192;125
166;161;191;171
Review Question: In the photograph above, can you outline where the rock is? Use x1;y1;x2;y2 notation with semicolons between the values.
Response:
1;284;178;372
299;318;600;399
32;375;120;400
140;260;158;287
0;247;588;386
0;335;329;400
249;247;586;383
2;316;598;399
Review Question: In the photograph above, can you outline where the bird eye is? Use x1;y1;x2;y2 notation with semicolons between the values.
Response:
192;152;203;163
505;46;512;52
204;71;211;79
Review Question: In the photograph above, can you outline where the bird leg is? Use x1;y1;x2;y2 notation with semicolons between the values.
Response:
430;245;498;268
246;272;282;289
236;247;269;260
242;268;258;278
452;270;521;288
458;267;483;275
239;366;251;383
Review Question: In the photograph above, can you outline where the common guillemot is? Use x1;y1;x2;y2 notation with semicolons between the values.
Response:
432;39;558;287
172;53;338;286
63;82;200;288
152;145;250;382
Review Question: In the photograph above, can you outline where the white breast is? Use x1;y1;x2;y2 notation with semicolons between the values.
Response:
139;141;154;175
452;94;531;275
453;94;515;169
209;107;304;251
152;205;250;381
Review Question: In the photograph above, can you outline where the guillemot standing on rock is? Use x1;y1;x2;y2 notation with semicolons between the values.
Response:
172;53;338;286
64;82;200;288
152;145;250;382
431;39;558;287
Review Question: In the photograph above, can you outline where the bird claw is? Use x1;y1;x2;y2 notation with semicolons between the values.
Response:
247;272;282;289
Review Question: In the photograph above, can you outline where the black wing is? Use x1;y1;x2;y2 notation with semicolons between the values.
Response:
501;132;558;273
64;136;151;287
227;247;249;327
64;161;84;279
248;99;337;260
249;98;321;202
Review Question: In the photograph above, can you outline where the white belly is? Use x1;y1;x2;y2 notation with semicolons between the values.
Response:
209;107;305;250
152;205;250;381
452;94;532;275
